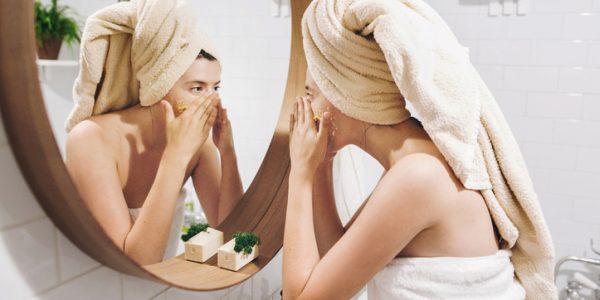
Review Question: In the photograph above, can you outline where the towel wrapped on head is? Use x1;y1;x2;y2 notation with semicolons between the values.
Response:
303;0;556;298
65;0;218;132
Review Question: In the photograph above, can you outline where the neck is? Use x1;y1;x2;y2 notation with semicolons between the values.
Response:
353;118;429;170
140;105;167;150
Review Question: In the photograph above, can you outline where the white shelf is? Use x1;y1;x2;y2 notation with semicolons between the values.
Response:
37;59;78;67
37;60;79;82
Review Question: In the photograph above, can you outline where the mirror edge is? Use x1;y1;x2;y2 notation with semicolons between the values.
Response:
0;0;312;291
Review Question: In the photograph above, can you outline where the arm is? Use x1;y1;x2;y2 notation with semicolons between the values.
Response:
215;140;243;224
191;139;243;227
284;160;441;299
66;122;188;265
192;106;243;227
311;159;344;257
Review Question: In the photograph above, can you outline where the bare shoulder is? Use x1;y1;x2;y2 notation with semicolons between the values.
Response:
386;153;451;188
66;117;120;162
374;153;457;217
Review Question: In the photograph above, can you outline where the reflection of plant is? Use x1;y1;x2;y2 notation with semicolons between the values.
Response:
181;223;209;242
233;232;260;255
34;0;80;47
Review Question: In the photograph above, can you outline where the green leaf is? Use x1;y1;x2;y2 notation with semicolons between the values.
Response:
34;0;81;47
233;232;260;255
180;223;209;242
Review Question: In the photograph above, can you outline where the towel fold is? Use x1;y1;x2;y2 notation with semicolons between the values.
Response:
66;0;218;132
367;250;526;300
302;0;556;298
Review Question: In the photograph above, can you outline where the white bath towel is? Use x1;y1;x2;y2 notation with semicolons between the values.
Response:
367;250;526;300
65;0;218;132
302;1;556;298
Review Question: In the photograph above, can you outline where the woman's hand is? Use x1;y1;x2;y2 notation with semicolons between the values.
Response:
162;93;219;162
212;103;235;155
289;97;332;179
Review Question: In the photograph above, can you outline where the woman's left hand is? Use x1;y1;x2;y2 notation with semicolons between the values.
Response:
289;97;332;178
212;103;235;155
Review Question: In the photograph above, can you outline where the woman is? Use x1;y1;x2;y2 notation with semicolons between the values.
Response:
65;0;243;265
283;0;555;299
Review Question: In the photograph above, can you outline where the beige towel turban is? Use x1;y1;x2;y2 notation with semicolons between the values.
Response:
303;0;557;299
65;0;218;132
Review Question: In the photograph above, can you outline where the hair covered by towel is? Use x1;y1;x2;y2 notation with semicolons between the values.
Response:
302;0;557;299
65;0;219;132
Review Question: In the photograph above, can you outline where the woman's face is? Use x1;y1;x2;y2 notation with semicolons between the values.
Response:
164;58;222;116
304;71;349;152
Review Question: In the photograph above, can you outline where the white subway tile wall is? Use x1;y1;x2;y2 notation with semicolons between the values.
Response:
55;230;100;282
1;0;600;299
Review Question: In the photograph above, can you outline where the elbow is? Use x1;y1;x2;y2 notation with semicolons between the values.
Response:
122;237;162;266
124;247;162;266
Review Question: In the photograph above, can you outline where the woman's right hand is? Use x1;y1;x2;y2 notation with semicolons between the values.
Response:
162;93;219;162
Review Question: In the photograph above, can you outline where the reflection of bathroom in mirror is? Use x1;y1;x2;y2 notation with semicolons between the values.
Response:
40;0;291;263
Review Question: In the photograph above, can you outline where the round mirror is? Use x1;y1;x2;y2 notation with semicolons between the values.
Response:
0;0;311;291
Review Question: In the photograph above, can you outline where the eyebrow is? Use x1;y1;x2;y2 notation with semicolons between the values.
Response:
186;80;221;85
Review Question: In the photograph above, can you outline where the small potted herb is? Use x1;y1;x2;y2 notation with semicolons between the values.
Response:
182;223;224;263
181;223;209;242
233;232;261;255
218;231;261;271
34;0;81;60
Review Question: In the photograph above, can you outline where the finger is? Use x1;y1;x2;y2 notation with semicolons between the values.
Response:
183;93;209;116
304;98;316;130
289;113;295;133
297;97;305;126
204;107;218;128
190;93;218;115
198;105;214;124
222;108;229;126
302;97;317;131
196;95;220;123
161;100;175;123
293;100;299;129
318;111;332;139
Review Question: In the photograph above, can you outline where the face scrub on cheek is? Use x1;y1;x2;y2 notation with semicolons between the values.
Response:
175;101;188;114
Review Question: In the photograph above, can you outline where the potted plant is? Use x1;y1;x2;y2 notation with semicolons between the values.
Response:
34;0;81;60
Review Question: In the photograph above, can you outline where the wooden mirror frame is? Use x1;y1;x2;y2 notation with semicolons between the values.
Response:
0;0;310;291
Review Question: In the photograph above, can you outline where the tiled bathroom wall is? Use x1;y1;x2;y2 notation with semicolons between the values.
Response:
2;0;600;299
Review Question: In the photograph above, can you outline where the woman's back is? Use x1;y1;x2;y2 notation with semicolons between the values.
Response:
393;147;500;258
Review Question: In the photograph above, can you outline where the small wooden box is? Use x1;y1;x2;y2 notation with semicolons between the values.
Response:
184;228;224;263
217;238;259;271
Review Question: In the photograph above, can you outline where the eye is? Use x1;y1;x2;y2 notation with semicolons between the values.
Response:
191;86;203;93
214;86;221;92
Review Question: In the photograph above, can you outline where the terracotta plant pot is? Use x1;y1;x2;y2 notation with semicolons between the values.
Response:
37;37;62;60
